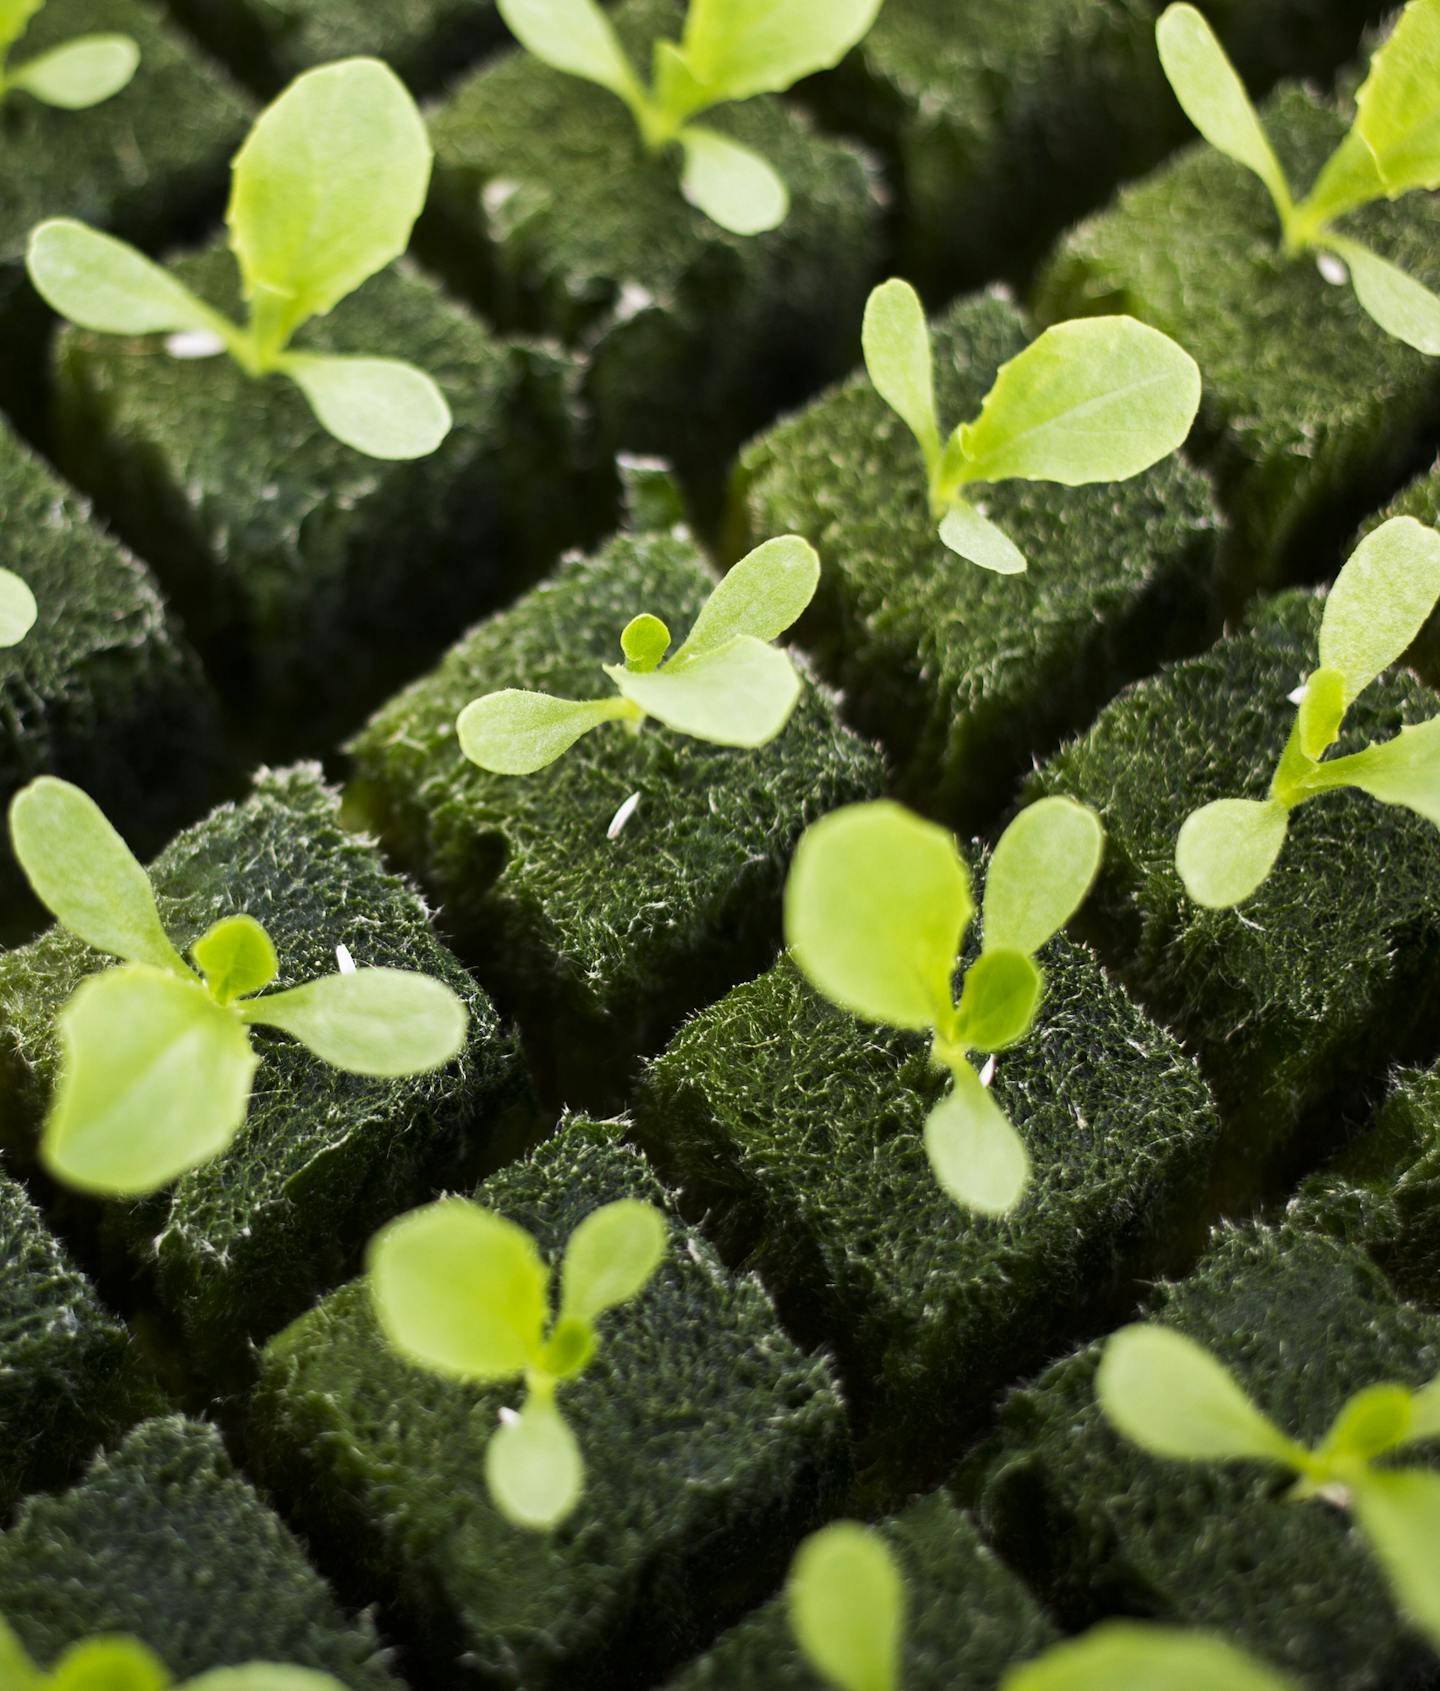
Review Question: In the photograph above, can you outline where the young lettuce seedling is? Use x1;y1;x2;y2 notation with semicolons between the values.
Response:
784;796;1104;1216
1157;0;1440;354
494;0;883;234
7;776;468;1197
0;0;138;111
24;58;451;460
0;569;36;647
368;1195;666;1530
1099;1323;1440;1651
1176;515;1440;908
458;535;820;774
0;1616;349;1690
1003;1622;1297;1691
862;279;1201;573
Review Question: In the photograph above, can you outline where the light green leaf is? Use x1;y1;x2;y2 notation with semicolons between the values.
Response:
956;316;1201;488
937;499;1027;574
1155;4;1293;220
559;1199;666;1324
0;0;43;55
1317;1384;1415;1464
954;949;1043;1053
1302;127;1390;232
786;1522;904;1691
680;0;883;103
678;126;787;236
1334;716;1440;825
1353;0;1440;196
1350;1467;1440;1649
227;58;431;337
457;690;635;774
984;795;1105;956
280;353;452;460
50;1635;172;1691
784;800;972;1032
9;776;187;973
1326;238;1440;357
1297;666;1347;759
241;967;467;1076
26;219;221;338
862;279;941;475
608;636;802;746
0;569;36;647
673;536;819;662
923;1062;1031;1217
1002;1621;1298;1691
368;1198;548;1381
486;1398;584;1530
184;1668;350;1691
9;34;138;107
1320;515;1440;702
0;1618;38;1689
495;0;640;102
42;965;257;1196
1405;1374;1440;1443
192;915;278;1005
1175;797;1289;909
620;613;671;671
1096;1324;1303;1465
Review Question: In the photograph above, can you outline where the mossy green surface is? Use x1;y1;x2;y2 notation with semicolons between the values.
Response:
0;1415;398;1685
665;1491;1055;1690
974;1220;1440;1689
1033;589;1440;1190
250;1117;849;1690
347;528;885;1109
731;286;1220;826
53;244;593;755
422;0;881;516
0;763;524;1379
1035;85;1440;591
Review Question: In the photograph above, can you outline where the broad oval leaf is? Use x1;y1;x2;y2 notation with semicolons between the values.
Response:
486;1398;585;1529
192;914;279;1005
1321;515;1440;702
281;353;452;460
1349;1468;1440;1649
1097;1324;1302;1464
984;795;1104;956
673;535;819;662
9;776;187;972
937;499;1027;575
559;1199;667;1324
1002;1621;1298;1691
241;967;468;1076
1175;797;1289;909
954;949;1043;1053
42;966;258;1196
1354;0;1440;196
368;1197;548;1381
184;1668;352;1691
862;279;941;471
26;219;221;338
1297;665;1347;759
678;126;788;236
1318;1384;1415;1465
495;0;640;101
609;636;802;746
1331;238;1440;357
680;0;883;103
787;1521;905;1691
956;316;1201;488
924;1064;1031;1217
458;690;634;775
1336;716;1440;825
49;1635;171;1691
784;800;972;1032
0;569;37;647
9;33;139;107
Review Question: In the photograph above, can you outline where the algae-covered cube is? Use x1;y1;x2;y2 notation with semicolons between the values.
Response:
975;1220;1440;1688
53;245;591;751
422;0;880;516
0;763;525;1378
250;1118;849;1689
1035;85;1440;589
732;287;1220;824
0;1415;398;1685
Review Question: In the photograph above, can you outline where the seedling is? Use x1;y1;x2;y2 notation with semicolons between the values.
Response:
861;279;1201;573
1175;515;1440;908
24;58;451;460
1098;1322;1440;1650
8;776;468;1197
494;0;883;234
457;535;819;774
368;1194;666;1530
1003;1622;1296;1691
0;569;36;647
1157;0;1440;354
0;1617;348;1689
0;0;137;110
784;796;1104;1216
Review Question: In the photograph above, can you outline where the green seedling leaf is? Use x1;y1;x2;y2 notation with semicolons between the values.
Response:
242;967;467;1076
559;1199;666;1323
280;353;452;461
984;795;1105;956
1330;237;1440;356
678;125;787;235
1349;1468;1440;1648
1353;0;1440;196
485;1398;584;1530
43;965;258;1196
1320;514;1440;702
49;1636;171;1690
680;0;884;104
1297;666;1347;760
621;613;671;671
26;219;221;338
1002;1621;1298;1691
9;776;187;974
9;33;138;106
784;800;972;1031
954;949;1043;1053
0;569;36;646
937;499;1028;574
1175;797;1289;909
862;277;941;475
0;1618;38;1690
1317;1384;1415;1465
787;1521;904;1691
0;0;43;54
458;691;637;775
673;535;819;661
923;1062;1031;1217
1333;716;1440;825
495;0;640;102
1405;1374;1440;1443
1097;1324;1304;1464
609;635;801;745
192;914;279;1005
184;1670;352;1690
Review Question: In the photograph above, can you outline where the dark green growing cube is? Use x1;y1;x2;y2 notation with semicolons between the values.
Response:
53;244;592;754
0;1416;398;1686
250;1118;849;1690
732;287;1220;826
975;1219;1440;1688
347;527;885;1109
0;763;525;1381
422;0;881;520
1035;85;1440;591
1033;589;1440;1192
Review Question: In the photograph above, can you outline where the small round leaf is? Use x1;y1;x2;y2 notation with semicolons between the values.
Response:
923;1065;1031;1217
458;690;632;774
192;914;278;1005
787;1521;905;1691
1320;515;1440;704
26;219;222;339
953;949;1043;1053
486;1399;585;1530
608;636;802;746
559;1199;666;1324
0;569;37;647
241;967;467;1077
184;1669;352;1691
937;499;1028;574
620;613;671;671
1175;797;1289;909
281;353;451;460
49;1635;171;1691
1318;1384;1415;1466
678;126;787;236
984;795;1104;956
9;34;139;108
673;535;819;663
1002;1620;1298;1691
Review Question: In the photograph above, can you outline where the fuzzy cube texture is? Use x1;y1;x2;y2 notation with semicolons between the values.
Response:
976;1220;1440;1689
1034;589;1440;1186
0;1415;397;1685
0;763;521;1377
666;1491;1055;1690
1035;84;1440;589
423;0;881;512
53;245;589;753
250;1118;849;1690
348;528;885;1108
732;286;1220;825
